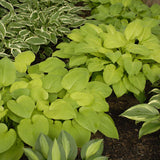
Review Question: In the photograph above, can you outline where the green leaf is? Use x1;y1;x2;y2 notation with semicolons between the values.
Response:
70;92;94;106
44;99;76;120
87;81;112;98
93;156;108;160
0;57;16;87
75;108;99;133
0;123;16;153
143;64;160;84
69;55;88;68
0;21;6;38
63;120;91;147
39;57;65;73
112;80;127;97
0;1;14;13
139;120;160;138
17;114;49;147
128;73;146;92
10;81;28;92
124;19;144;41
103;64;123;85
98;113;119;139
14;51;35;73
58;131;77;160
7;95;35;118
25;36;47;45
0;138;24;160
61;68;90;93
122;54;142;75
42;68;67;93
67;29;84;42
120;104;159;121
105;51;121;63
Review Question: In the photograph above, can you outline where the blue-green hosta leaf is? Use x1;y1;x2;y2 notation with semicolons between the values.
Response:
112;80;127;97
86;81;112;98
14;51;35;73
125;43;151;56
103;31;127;49
0;138;24;160
128;73;146;92
61;68;89;93
7;95;35;119
81;139;103;160
25;36;47;45
17;114;49;147
44;99;76;120
105;51;121;63
0;123;16;153
121;104;159;121
86;93;109;112
69;55;88;68
122;54;142;75
58;131;77;160
143;64;160;84
124;19;144;41
103;64;123;85
42;68;68;93
10;81;28;92
39;57;65;73
123;76;140;95
75;108;99;133
0;21;6;39
0;57;16;87
139;120;160;138
87;57;108;72
98;113;119;139
63;120;91;147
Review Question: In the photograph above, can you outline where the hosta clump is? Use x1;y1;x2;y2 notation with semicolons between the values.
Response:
53;20;160;99
24;130;108;160
121;88;160;138
0;0;89;57
83;0;160;36
0;51;118;159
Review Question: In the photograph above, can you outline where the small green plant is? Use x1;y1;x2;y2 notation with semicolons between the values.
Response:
53;20;160;100
0;51;118;159
0;0;89;58
121;88;160;138
24;130;108;160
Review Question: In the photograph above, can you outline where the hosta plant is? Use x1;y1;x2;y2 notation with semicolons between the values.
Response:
0;51;118;159
24;130;108;160
0;0;89;58
83;0;160;34
53;20;160;100
121;88;160;138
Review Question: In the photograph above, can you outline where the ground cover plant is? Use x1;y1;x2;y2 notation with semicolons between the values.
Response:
24;130;107;160
121;88;160;138
53;19;160;101
0;51;118;160
0;0;89;58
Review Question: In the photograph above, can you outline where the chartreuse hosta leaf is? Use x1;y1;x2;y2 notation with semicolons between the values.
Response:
44;99;76;120
0;57;16;87
17;114;49;147
14;51;35;73
0;138;24;160
63;120;91;147
0;123;16;153
61;68;90;93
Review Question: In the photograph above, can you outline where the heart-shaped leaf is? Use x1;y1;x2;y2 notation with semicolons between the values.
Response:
61;68;90;93
62;120;91;147
14;51;35;73
7;95;35;119
103;64;123;85
122;54;142;75
0;123;17;153
17;114;49;147
105;51;121;63
0;57;16;87
10;81;28;92
44;99;76;120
